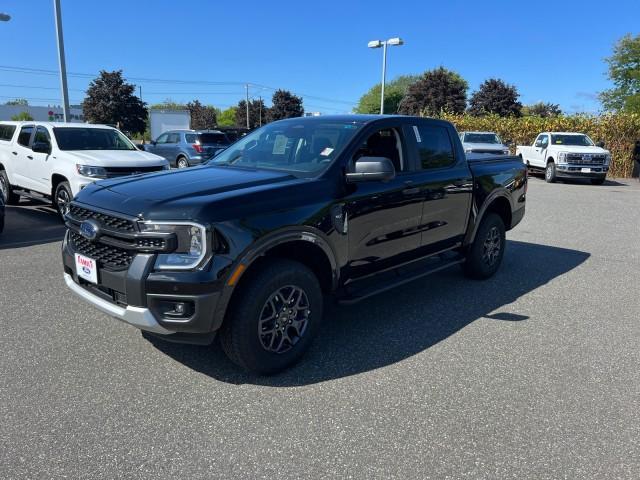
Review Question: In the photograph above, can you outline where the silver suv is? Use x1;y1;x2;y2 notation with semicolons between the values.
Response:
145;130;231;168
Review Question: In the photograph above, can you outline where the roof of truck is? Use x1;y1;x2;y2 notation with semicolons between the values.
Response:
0;121;115;129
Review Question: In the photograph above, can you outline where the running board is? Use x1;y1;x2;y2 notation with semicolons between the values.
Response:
338;254;465;305
13;188;51;203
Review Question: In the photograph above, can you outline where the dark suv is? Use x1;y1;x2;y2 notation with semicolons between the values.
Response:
145;130;230;168
62;115;527;374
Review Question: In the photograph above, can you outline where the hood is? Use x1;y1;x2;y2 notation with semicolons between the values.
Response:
63;149;167;166
551;145;610;154
463;142;507;151
74;165;302;220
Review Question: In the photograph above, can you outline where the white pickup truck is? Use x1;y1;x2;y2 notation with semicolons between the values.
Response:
0;122;168;218
516;132;610;185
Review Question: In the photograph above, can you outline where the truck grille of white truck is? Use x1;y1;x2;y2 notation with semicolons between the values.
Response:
566;154;606;165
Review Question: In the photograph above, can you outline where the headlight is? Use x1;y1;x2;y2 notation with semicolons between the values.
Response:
605;154;611;165
503;149;510;155
76;164;107;178
140;222;207;270
557;152;567;163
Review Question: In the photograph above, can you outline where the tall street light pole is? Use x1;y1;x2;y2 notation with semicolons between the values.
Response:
367;37;404;114
245;84;250;129
53;0;70;122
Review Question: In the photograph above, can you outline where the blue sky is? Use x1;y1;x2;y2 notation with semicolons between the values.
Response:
0;0;638;114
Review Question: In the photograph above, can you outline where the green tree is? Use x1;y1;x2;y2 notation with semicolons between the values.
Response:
599;34;640;113
150;99;187;110
398;68;467;116
82;70;147;134
235;99;268;129
355;75;419;114
186;100;217;129
522;102;562;117
5;98;28;106
468;78;522;117
11;111;34;121
267;89;304;121
218;107;237;127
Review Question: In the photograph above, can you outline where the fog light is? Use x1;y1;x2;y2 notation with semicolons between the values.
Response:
175;302;186;314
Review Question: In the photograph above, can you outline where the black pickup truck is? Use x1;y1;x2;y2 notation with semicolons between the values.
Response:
61;115;526;374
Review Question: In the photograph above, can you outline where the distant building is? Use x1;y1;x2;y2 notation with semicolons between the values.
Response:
0;105;85;122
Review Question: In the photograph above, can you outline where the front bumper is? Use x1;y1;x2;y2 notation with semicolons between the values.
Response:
556;165;608;179
62;231;233;339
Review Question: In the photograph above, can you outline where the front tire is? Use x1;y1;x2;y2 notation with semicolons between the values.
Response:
0;170;20;205
464;213;506;280
177;157;189;169
220;259;323;374
545;161;557;183
54;181;72;220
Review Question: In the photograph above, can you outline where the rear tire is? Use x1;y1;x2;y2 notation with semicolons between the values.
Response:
463;213;506;280
590;177;606;185
220;259;323;374
545;161;557;183
177;157;189;169
0;170;20;205
54;181;72;220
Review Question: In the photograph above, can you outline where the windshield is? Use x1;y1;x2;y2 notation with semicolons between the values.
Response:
550;134;594;146
464;133;502;144
53;127;136;151
211;120;362;175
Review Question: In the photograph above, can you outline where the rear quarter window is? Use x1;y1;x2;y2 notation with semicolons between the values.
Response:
0;124;17;141
414;125;455;169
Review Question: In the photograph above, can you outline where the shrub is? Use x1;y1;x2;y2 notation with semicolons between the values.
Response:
438;112;640;178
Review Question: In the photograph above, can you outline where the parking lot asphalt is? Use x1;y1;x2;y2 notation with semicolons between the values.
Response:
1;178;639;479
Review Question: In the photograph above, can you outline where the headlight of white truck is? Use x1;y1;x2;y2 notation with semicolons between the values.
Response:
76;164;108;178
557;152;568;163
140;222;207;270
605;154;611;165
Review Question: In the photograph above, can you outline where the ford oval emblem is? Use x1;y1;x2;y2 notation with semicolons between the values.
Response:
79;220;100;241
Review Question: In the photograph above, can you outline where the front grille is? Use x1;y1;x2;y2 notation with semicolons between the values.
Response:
68;205;136;232
104;166;165;178
566;154;605;165
70;232;134;270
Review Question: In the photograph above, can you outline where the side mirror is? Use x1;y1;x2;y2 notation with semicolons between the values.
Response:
32;142;51;154
346;156;396;183
150;140;157;146
596;141;605;148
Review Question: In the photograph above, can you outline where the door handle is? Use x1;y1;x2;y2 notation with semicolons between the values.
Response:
27;155;34;160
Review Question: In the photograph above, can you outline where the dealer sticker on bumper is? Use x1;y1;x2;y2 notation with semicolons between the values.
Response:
75;253;98;284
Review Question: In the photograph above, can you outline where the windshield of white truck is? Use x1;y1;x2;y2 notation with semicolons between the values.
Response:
550;134;594;146
53;128;136;151
464;133;501;144
211;119;363;175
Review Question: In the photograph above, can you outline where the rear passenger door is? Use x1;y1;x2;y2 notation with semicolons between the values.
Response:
531;134;549;167
12;124;36;190
406;121;473;252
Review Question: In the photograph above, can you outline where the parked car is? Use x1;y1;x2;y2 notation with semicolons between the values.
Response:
516;132;610;184
459;131;510;155
144;130;231;168
0;190;4;234
61;115;527;374
0;122;168;218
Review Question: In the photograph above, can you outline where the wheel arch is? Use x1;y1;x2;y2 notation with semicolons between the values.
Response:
467;191;513;244
51;173;69;197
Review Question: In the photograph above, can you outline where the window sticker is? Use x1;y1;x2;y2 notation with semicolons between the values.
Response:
413;126;422;143
272;135;287;154
320;147;334;156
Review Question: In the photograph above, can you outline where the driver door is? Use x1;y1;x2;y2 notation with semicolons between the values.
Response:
343;122;424;279
29;126;54;195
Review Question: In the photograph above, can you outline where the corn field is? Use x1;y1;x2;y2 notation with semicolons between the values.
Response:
437;113;640;178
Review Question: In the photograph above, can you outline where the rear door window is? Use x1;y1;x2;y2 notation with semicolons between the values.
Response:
413;124;455;169
0;124;17;141
17;125;34;147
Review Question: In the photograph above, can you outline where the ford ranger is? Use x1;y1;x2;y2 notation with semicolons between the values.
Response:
61;115;527;374
516;132;610;184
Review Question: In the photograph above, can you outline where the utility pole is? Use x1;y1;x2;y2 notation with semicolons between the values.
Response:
53;0;70;122
259;96;262;127
139;85;145;144
245;84;250;129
